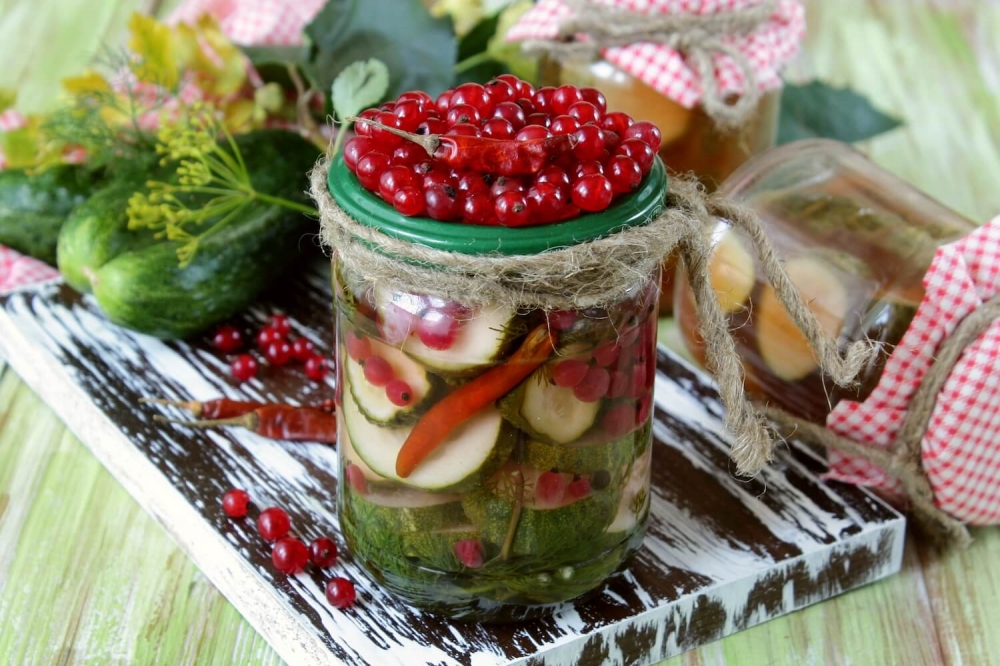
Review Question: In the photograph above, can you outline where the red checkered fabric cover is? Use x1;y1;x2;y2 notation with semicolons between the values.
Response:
827;217;1000;525
506;0;805;108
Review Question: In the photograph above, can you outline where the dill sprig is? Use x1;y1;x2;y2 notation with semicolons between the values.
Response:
126;105;317;267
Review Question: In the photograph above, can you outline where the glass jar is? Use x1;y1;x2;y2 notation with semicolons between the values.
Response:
544;58;781;314
676;140;976;423
328;157;666;621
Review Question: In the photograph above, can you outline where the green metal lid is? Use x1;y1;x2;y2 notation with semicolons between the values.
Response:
327;154;667;256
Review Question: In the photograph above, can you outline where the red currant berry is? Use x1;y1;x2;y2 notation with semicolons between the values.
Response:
417;118;448;135
305;355;330;382
354;108;379;137
290;337;315;362
445;122;480;137
256;326;283;349
417;309;459;349
422;168;454;190
526;182;565;224
325;577;357;609
363;355;395;387
535;165;571;192
535;470;568;507
572;125;605;160
515;97;536;115
392;100;425;132
455;171;490;196
603;401;636;438
385;379;414;407
266;314;291;337
424;185;459;221
574;366;611;402
257;507;291;542
344;136;375;171
516;125;552;142
616;139;656;172
344;330;372;361
572;173;614;212
212;325;243;353
484;78;516;105
345;463;368;494
355;152;390;191
601;111;634;136
435;90;452;116
551;358;590;388
231;354;258;382
550;114;580;136
378;301;417;345
397;90;433;110
573;160;604;179
446;103;481;126
491;101;526;129
379;101;396;112
272;537;309;574
454;539;485;569
568;101;601;125
495;191;531;227
579;87;607;113
222;488;250;518
567;476;592;499
461;191;496;225
637;394;653;423
532;86;556;114
490;175;526;197
606;155;643;194
551;85;583;115
607;370;630;399
482;117;516;139
309;537;338;568
449;83;493;117
393;186;424;216
625;121;663;153
547;309;576;331
593;342;621;366
371;111;404;149
497;73;529;97
265;340;292;366
525;112;551;128
391;143;425;166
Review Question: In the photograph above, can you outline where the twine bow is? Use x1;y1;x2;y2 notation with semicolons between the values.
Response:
520;0;778;130
311;159;874;478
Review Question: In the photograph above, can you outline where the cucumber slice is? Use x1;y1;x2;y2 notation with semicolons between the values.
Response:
462;465;618;561
342;385;515;492
401;524;482;571
374;286;518;375
346;486;468;533
340;422;387;484
605;445;652;536
345;337;439;426
521;421;650;474
499;369;600;445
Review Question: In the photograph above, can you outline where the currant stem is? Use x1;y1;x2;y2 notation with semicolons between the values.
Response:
154;412;260;430
343;116;439;157
140;397;203;417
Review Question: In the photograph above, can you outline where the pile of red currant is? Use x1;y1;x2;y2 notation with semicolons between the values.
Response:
211;313;332;384
221;488;357;609
343;75;662;226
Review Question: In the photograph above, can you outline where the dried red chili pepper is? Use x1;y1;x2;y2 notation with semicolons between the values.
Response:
395;324;557;478
347;117;575;176
156;405;337;444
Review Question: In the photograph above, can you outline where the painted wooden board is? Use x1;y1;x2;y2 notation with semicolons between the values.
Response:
0;268;905;666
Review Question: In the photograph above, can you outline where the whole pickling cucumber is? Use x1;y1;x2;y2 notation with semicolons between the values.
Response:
64;129;320;339
0;165;98;265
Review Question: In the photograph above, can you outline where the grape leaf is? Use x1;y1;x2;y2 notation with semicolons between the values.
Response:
331;59;390;122
304;0;457;101
778;81;902;144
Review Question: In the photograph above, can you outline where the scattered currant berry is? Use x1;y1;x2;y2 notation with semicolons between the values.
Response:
535;470;568;506
551;358;590;388
572;174;614;212
603;401;636;438
305;355;330;382
309;537;339;568
363;355;395;387
567;476;592;499
385;379;414;407
256;326;284;350
454;539;486;569
625;121;663;153
417;309;459;349
325;577;357;609
212;325;243;353
345;464;368;494
272;538;310;575
222;488;250;518
574;366;611;402
231;354;258;382
265;340;293;366
344;330;372;361
290;337;315;362
257;507;291;542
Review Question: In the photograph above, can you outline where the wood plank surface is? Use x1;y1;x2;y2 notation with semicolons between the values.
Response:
2;0;1000;664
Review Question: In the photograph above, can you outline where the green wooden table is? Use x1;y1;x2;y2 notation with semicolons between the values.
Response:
2;1;1000;663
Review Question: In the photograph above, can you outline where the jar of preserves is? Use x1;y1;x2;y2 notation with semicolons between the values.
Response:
326;152;666;622
676;139;977;423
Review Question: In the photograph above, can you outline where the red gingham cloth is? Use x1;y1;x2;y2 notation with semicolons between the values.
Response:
505;0;805;109
827;217;1000;525
0;0;325;293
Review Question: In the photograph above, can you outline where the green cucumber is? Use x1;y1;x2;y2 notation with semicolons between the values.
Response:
604;445;652;539
72;130;319;338
499;368;600;445
340;423;388;484
341;384;515;492
0;166;99;265
345;337;439;426
400;525;482;571
346;487;468;533
520;421;649;474
462;465;619;561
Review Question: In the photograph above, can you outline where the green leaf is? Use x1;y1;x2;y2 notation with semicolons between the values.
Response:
304;0;457;101
331;59;390;122
458;13;502;62
240;45;313;90
778;81;903;145
454;58;509;85
486;0;537;83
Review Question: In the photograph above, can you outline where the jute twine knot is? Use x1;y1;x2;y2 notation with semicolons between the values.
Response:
766;297;1000;548
520;0;777;130
311;158;874;478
